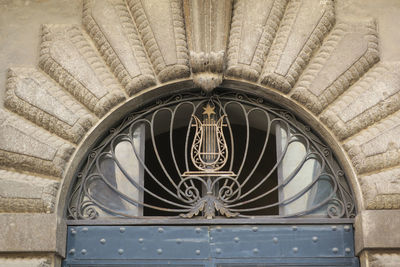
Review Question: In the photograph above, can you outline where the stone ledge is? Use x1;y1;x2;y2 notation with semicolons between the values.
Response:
355;210;400;255
0;214;65;256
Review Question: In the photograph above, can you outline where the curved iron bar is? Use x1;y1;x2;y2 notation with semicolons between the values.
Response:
212;176;242;203
223;95;351;184
232;169;337;215
226;119;296;204
226;138;311;208
169;101;196;187
83;174;188;218
125;120;196;204
210;96;236;173
216;93;355;216
234;137;322;208
150;108;181;189
225;107;271;194
68;91;355;219
223;101;250;179
95;151;191;209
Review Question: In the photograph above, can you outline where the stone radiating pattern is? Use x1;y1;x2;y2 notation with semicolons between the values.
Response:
39;24;126;116
360;168;400;209
344;110;400;174
0;110;74;178
5;68;97;144
83;0;156;95
226;0;288;81
292;19;379;114
0;170;59;213
1;0;400;223
127;0;190;82
260;0;335;92
321;62;400;140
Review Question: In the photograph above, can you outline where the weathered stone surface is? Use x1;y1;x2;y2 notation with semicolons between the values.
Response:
344;110;400;174
0;257;51;267
321;62;400;140
190;51;224;92
5;67;97;144
367;194;400;210
359;167;400;209
127;0;190;82
292;19;379;114
0;213;62;253
0;109;74;178
260;0;335;93
370;252;400;267
226;0;287;81
184;0;232;92
39;24;126;116
355;210;400;254
0;170;59;213
83;0;156;95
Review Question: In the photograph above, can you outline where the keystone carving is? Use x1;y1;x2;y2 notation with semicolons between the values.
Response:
184;0;232;92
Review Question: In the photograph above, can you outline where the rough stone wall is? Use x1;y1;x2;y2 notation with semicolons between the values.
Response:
1;0;400;266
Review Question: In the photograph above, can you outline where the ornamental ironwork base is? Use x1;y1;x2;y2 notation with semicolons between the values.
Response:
180;194;239;219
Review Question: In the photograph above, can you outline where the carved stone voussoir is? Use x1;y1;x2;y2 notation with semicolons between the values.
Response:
320;62;400;140
5;67;97;144
226;0;288;82
0;170;59;213
360;167;400;209
39;24;126;117
344;110;400;174
261;0;335;93
127;0;190;83
292;19;379;114
83;0;156;95
0;110;74;178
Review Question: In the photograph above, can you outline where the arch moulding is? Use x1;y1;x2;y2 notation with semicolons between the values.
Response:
1;0;400;266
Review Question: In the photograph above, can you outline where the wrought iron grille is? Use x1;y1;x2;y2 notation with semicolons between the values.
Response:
67;90;355;220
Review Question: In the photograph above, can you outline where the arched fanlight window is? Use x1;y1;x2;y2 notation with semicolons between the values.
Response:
67;90;355;220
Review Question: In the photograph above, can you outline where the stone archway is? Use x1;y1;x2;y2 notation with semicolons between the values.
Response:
1;0;400;266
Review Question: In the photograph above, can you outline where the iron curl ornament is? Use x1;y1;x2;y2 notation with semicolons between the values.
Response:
67;90;356;220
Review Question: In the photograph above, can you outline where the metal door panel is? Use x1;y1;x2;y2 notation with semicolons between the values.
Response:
66;226;209;261
209;225;354;258
63;225;358;267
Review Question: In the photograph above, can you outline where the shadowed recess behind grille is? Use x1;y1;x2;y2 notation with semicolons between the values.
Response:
67;90;355;220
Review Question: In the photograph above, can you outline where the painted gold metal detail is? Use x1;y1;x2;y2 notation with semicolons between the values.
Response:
67;91;356;220
183;103;235;177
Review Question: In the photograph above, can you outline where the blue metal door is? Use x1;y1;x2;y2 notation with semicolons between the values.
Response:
63;225;359;266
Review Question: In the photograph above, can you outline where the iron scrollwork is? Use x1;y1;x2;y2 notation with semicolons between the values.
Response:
68;91;356;220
